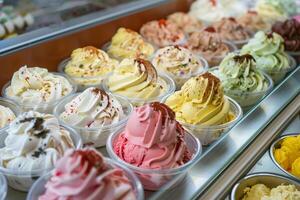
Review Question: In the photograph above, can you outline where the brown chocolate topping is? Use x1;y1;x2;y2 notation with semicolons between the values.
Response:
205;27;216;33
20;117;50;139
150;102;175;122
228;17;237;22
233;54;255;63
158;19;167;27
201;72;221;85
266;32;274;39
135;58;158;82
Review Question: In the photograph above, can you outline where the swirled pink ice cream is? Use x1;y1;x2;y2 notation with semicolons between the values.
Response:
39;148;136;200
140;19;186;48
113;102;191;169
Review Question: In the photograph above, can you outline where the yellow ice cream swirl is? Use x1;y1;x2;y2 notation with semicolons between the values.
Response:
108;28;155;60
274;135;300;178
166;72;233;125
65;46;118;80
108;58;167;100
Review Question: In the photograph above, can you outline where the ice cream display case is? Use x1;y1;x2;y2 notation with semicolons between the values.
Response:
0;0;300;200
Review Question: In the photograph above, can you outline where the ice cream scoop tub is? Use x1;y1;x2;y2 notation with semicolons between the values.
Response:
26;158;144;200
180;96;243;146
230;172;300;200
259;55;297;85
0;125;82;192
0;97;21;132
107;129;202;191
54;93;133;148
269;133;300;182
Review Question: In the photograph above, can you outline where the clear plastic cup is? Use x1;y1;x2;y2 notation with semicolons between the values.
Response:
0;174;7;200
107;128;202;191
154;55;208;90
209;67;274;109
54;93;133;148
231;172;300;200
58;58;109;92
2;73;77;114
287;50;300;65
205;41;238;67
179;96;243;146
269;133;300;182
27;158;144;200
0;125;82;192
259;55;297;84
103;73;176;107
0;97;21;132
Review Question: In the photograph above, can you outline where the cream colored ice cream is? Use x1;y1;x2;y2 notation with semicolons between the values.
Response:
274;135;300;178
167;12;203;34
108;27;155;60
0;105;15;128
60;87;124;128
165;72;234;125
0;111;75;172
237;11;270;32
107;58;168;102
152;45;206;88
5;66;73;105
242;184;300;200
255;0;288;24
64;46;118;86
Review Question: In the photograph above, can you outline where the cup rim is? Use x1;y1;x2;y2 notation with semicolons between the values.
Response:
174;96;243;130
230;172;300;200
27;157;144;200
209;67;274;96
53;92;133;132
0;173;7;200
102;73;176;103
0;124;82;176
269;133;300;182
107;128;202;174
58;58;112;79
0;97;21;132
2;72;78;109
287;50;300;56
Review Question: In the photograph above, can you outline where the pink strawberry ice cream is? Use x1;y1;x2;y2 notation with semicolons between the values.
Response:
113;102;191;170
39;149;136;200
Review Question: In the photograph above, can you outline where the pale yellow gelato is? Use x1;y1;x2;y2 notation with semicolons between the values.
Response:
165;72;233;125
108;27;155;60
64;46;118;86
274;135;300;178
107;58;168;103
242;184;300;200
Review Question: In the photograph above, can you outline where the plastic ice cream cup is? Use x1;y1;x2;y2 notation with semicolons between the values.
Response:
54;93;133;148
0;97;21;132
206;41;238;67
156;55;209;90
209;67;274;109
2;73;77;114
287;50;300;65
0;125;82;192
177;96;243;146
107;128;202;191
0;174;7;200
58;58;108;92
269;133;300;182
26;157;144;200
103;73;176;107
230;172;300;200
259;55;297;84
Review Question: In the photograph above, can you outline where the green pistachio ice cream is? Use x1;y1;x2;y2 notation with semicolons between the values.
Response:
214;53;270;108
241;31;290;83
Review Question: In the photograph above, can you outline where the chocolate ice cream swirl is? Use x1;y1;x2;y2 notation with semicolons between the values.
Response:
272;19;300;52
